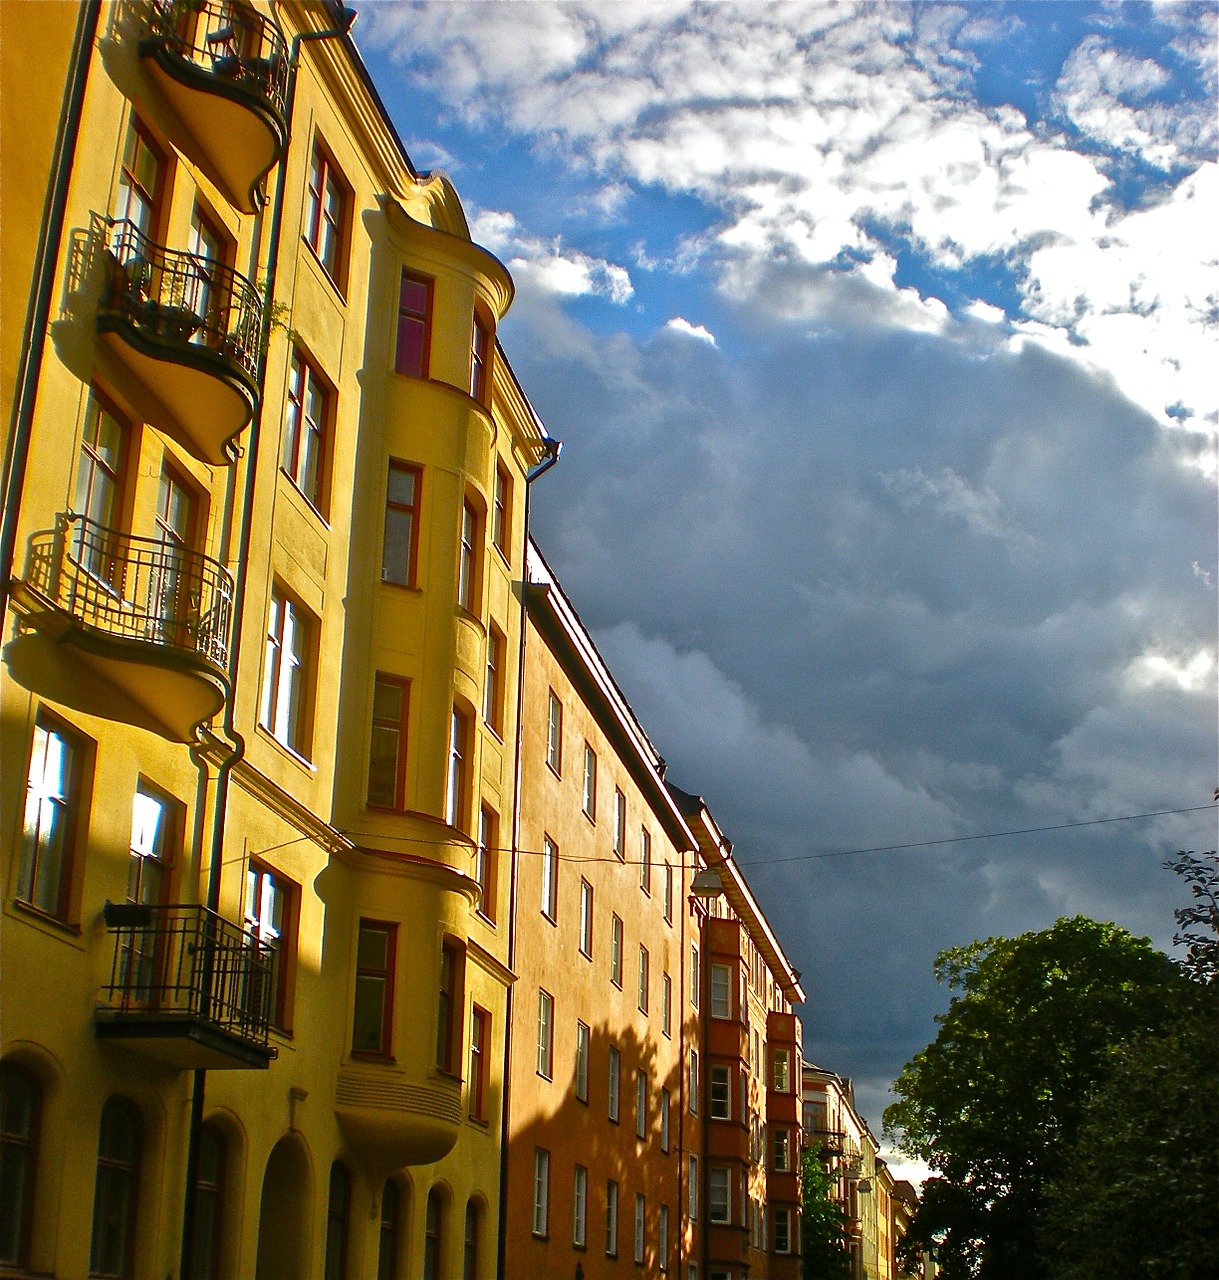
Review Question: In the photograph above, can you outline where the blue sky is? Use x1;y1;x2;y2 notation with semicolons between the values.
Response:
353;0;1218;1146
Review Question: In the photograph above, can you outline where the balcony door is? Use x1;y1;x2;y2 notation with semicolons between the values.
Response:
122;784;179;1004
149;465;199;647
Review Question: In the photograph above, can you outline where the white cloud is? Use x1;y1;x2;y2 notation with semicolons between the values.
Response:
664;316;717;345
1126;648;1216;693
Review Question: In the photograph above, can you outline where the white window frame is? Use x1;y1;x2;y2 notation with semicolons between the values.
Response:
638;945;649;1014
573;1163;588;1248
660;1088;670;1152
709;1167;730;1224
773;1046;791;1093
576;1020;590;1102
582;743;596;819
634;1192;645;1264
608;1045;620;1121
546;690;562;773
663;861;673;922
659;1204;669;1271
711;963;731;1019
635;1069;647;1140
662;972;672;1038
639;827;651;893
536;989;554;1079
613;788;626;859
533;1147;550;1236
611;914;623;987
688;1154;699;1221
606;1178;619;1257
579;878;593;957
541;834;558;921
710;1064;730;1120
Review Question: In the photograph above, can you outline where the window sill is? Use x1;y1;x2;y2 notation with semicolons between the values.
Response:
9;898;82;938
349;1051;396;1065
279;468;332;528
492;542;511;571
300;235;348;305
475;910;498;929
255;725;316;773
546;761;562;782
379;576;423;594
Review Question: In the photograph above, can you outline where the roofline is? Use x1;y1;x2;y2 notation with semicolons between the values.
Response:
526;541;695;851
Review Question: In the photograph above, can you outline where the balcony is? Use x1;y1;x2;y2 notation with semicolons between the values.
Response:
812;1128;847;1157
97;219;261;465
95;902;275;1070
14;514;232;741
335;1064;463;1168
139;0;289;213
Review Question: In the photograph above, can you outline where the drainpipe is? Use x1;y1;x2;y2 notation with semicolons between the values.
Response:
179;9;356;1277
497;434;561;1280
0;0;101;630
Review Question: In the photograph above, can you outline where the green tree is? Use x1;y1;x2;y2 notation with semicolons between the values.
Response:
882;916;1191;1280
801;1142;851;1280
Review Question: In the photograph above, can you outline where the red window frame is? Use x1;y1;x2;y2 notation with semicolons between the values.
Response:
483;625;504;735
367;673;410;811
436;940;463;1075
381;460;422;588
476;804;498;922
18;711;88;922
351;919;397;1058
468;1005;489;1121
395;269;433;378
492;461;511;556
469;311;491;402
283;348;331;514
306;141;349;286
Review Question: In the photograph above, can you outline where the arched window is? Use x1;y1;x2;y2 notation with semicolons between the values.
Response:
190;1122;226;1280
377;1179;400;1280
0;1062;40;1268
324;1162;351;1280
423;1188;443;1280
463;1199;480;1280
90;1096;142;1277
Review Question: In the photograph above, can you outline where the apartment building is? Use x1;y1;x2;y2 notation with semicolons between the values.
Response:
1;2;552;1276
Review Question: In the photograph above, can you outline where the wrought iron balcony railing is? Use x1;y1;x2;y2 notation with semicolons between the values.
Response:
100;901;274;1053
145;0;289;123
102;218;262;383
24;513;233;670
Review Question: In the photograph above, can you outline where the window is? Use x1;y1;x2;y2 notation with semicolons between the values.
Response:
635;1070;647;1140
324;1163;351;1280
688;1155;699;1222
423;1189;442;1280
573;1164;588;1248
382;461;422;587
689;1051;699;1113
660;1088;671;1152
634;1193;645;1264
378;1181;401;1280
773;1128;791;1173
709;1168;730;1224
368;674;409;810
608;1046;620;1122
639;828;652;893
115;116;164;237
475;805;497;922
610;914;623;987
711;964;732;1019
483;625;505;735
436;941;462;1073
245;862;296;1029
536;990;554;1079
190;1123;225;1280
18;714;85;920
261;586;313;756
662;973;672;1039
664;862;673;922
457;499;480;612
152;465;200;639
575;1020;590;1102
774;1207;792;1254
470;312;491;403
352;920;396;1056
462;1200;479;1280
711;1065;730;1120
468;1006;489;1120
90;1097;142;1276
773;1047;791;1093
605;1180;619;1256
445;707;468;830
637;945;649;1014
395;269;432;377
283;348;329;512
546;690;562;774
492;461;511;557
690;945;700;1008
306;141;349;284
659;1205;669;1271
579;879;594;957
0;1063;40;1269
73;392;130;581
613;788;626;859
539;834;558;921
532;1149;549;1236
582;743;597;819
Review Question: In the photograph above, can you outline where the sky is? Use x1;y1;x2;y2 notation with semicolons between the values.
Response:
352;0;1218;1143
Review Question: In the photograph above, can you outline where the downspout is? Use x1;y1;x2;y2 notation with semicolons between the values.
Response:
179;9;357;1277
0;0;101;628
497;434;561;1280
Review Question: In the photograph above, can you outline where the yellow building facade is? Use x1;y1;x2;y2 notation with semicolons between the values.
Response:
1;2;551;1276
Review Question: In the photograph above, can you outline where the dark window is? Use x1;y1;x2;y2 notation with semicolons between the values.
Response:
90;1096;142;1277
424;1189;443;1280
436;942;462;1074
470;313;491;402
492;462;511;556
244;862;297;1030
483;625;504;735
190;1123;225;1280
468;1006;489;1120
395;270;432;378
0;1063;39;1269
378;1181;400;1280
367;674;409;810
475;804;498;922
324;1162;351;1280
382;461;422;587
115;117;165;238
283;349;330;513
463;1200;479;1280
352;920;397;1056
73;392;130;583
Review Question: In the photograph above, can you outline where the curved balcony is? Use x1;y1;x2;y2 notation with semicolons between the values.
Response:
15;514;232;741
98;219;261;465
139;0;289;213
335;1064;463;1170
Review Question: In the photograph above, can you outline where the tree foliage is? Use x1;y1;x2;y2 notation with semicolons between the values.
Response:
882;916;1192;1280
801;1142;851;1280
1164;849;1219;984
